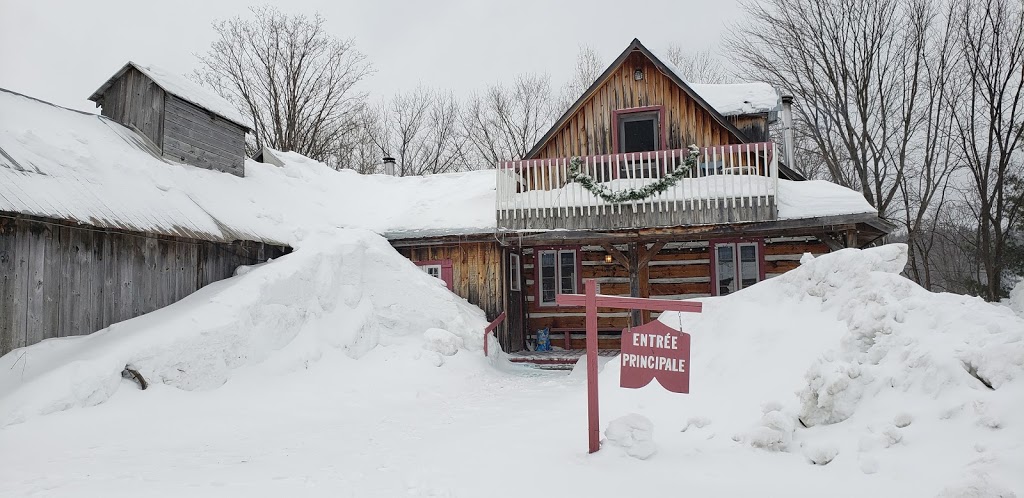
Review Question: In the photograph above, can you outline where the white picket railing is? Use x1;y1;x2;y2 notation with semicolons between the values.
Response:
496;143;779;229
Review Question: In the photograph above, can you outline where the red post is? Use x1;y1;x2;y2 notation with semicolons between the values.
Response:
585;279;600;454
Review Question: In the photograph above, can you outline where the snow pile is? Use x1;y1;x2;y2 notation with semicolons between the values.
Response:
598;244;1024;493
1010;279;1024;317
0;229;488;426
605;414;657;459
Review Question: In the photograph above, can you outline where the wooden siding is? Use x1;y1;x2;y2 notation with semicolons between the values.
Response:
98;66;165;149
531;51;742;159
0;216;289;355
728;114;771;143
521;235;830;349
397;241;522;351
162;95;246;177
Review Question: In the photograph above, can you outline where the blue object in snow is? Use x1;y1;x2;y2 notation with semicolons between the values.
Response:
535;328;551;351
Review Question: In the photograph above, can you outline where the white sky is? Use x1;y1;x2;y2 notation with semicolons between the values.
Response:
0;0;742;114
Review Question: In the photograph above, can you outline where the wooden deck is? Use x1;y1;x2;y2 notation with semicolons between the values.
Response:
499;196;776;231
507;349;620;370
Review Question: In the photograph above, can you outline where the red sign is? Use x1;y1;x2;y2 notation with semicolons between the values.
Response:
620;320;691;393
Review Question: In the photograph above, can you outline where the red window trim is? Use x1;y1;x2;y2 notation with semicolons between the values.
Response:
415;259;453;291
611;105;668;154
709;238;766;296
533;246;583;307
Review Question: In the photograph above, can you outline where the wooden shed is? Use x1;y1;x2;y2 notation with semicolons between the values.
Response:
88;62;252;177
0;87;287;355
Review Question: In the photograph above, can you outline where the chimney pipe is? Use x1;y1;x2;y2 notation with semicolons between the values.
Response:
781;95;795;170
382;156;396;176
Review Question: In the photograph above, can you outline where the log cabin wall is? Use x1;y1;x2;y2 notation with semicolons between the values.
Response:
531;51;742;160
0;215;289;355
520;235;829;349
396;241;521;351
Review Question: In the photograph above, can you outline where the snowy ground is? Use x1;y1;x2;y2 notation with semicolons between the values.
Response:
1;238;1022;497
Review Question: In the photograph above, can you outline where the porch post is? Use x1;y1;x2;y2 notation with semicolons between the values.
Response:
585;279;600;454
628;242;642;326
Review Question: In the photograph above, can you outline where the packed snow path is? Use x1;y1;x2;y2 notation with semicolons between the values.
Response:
0;236;1021;497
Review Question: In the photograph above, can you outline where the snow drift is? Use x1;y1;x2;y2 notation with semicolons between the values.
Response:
597;244;1024;495
0;229;488;426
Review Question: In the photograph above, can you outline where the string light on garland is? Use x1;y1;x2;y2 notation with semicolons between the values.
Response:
567;145;702;203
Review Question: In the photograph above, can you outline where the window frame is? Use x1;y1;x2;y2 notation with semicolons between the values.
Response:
709;238;765;296
612;105;667;154
509;252;521;292
414;259;453;291
535;247;581;307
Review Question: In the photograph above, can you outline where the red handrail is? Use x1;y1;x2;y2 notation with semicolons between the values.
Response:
483;312;507;357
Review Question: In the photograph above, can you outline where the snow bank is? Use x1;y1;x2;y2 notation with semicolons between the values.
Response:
1009;280;1024;318
0;229;488;426
598;244;1024;492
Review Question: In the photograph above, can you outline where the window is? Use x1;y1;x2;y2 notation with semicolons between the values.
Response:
538;249;578;305
617;110;660;153
415;260;453;291
509;253;521;292
421;264;441;279
712;240;762;296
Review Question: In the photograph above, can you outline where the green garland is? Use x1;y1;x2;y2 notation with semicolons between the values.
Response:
567;145;702;203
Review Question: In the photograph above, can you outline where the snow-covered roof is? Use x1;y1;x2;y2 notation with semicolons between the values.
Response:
0;87;877;248
88;61;253;130
689;82;780;117
0;88;492;246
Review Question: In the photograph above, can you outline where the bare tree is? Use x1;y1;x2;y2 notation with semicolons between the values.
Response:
895;0;961;291
664;45;733;84
333;110;380;173
948;0;1024;300
195;6;372;162
462;73;557;166
725;0;930;220
559;45;605;110
365;87;469;176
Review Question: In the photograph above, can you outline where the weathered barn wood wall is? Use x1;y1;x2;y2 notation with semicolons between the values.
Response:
98;66;165;149
0;216;289;355
162;95;246;177
396;241;522;351
530;51;743;159
728;114;771;143
520;235;829;349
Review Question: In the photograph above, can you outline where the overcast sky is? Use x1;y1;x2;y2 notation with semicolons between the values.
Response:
0;0;743;114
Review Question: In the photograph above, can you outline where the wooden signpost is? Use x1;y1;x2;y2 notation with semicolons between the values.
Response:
556;279;702;454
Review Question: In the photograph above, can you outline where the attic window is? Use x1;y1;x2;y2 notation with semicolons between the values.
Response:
617;110;660;153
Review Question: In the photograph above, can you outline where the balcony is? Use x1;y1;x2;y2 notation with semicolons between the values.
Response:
496;143;779;231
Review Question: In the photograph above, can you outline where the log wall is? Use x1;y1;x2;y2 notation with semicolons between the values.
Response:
397;241;521;351
521;235;829;349
0;215;289;355
531;51;743;159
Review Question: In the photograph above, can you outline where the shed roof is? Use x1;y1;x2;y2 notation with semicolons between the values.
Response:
88;61;253;131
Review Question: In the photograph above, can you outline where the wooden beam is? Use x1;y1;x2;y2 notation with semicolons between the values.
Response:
555;292;703;312
600;242;631;269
